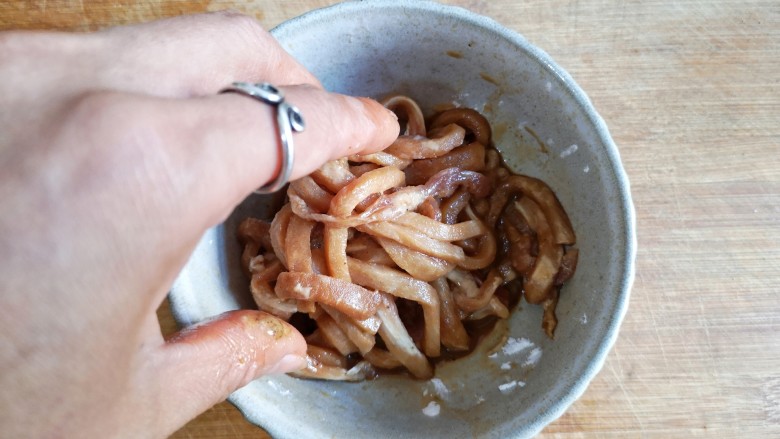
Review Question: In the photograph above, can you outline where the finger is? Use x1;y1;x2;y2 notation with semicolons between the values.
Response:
93;11;322;97
152;310;307;435
278;86;401;177
5;11;321;102
192;85;400;220
73;86;399;228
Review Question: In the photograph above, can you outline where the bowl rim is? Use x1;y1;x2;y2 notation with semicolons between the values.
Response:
172;1;637;437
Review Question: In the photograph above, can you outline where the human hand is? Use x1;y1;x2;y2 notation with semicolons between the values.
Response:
0;11;398;438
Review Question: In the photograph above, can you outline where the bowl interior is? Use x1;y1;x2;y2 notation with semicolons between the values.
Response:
170;2;635;438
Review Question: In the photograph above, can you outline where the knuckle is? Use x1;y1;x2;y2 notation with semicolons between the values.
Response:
214;11;267;43
66;90;127;134
69;89;116;114
64;91;167;155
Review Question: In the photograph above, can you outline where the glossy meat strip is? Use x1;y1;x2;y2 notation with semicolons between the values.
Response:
457;206;497;270
392;212;482;241
464;296;510;321
330;166;406;217
542;289;559;339
250;256;284;283
514;197;563;304
322;304;376;355
358;221;465;264
363;348;403;369
345;234;397;267
307;345;348;368
285;215;315;273
237;96;579;380
348;151;412;169
488;175;575;244
349;163;380;177
430;108;492;146
376;295;433;379
440;188;471;225
417;196;442;221
292;356;376;381
275;272;380;320
314;311;359;355
310;158;354;193
376;236;453;281
432;277;469;351
348;257;441;358
454;268;503;312
381;94;426;136
324;225;351;281
289;177;333;214
269;204;293;268
384;124;465;160
237;217;272;249
250;276;297;320
405;141;486;186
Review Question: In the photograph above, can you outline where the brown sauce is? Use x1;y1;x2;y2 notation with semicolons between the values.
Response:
479;72;500;86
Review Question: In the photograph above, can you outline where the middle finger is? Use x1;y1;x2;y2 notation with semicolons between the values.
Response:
94;11;323;97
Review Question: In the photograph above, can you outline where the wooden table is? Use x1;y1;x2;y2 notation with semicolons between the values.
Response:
3;0;778;437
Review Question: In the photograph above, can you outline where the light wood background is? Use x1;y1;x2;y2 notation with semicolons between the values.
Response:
2;0;778;437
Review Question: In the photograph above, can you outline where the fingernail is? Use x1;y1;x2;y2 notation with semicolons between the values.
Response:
239;312;292;340
269;354;308;374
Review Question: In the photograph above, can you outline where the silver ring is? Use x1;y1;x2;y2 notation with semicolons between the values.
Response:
219;82;305;193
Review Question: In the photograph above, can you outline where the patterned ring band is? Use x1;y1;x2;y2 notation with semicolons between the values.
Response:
220;82;305;194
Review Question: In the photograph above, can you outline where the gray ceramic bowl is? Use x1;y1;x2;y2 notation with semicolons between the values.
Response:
170;1;636;438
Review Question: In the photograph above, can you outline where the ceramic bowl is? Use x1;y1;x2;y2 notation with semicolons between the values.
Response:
169;1;636;437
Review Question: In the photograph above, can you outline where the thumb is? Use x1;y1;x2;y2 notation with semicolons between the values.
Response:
153;310;307;431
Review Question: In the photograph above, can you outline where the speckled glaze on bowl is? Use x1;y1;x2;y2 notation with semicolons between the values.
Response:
169;1;636;438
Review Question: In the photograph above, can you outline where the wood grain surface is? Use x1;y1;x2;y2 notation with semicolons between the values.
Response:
3;0;778;437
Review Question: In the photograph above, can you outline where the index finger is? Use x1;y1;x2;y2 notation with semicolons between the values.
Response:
64;85;399;234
